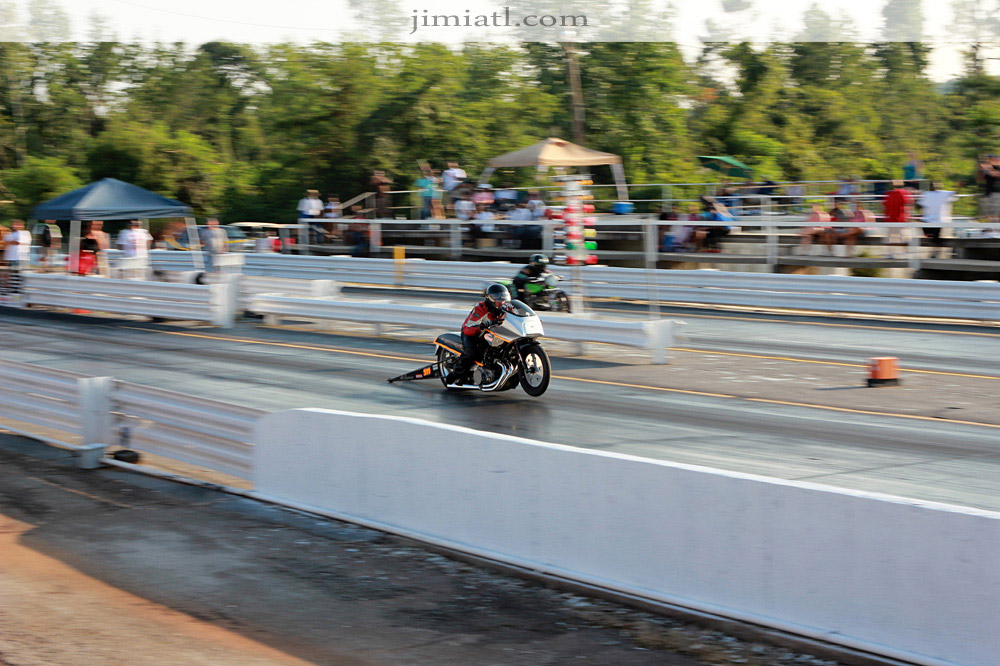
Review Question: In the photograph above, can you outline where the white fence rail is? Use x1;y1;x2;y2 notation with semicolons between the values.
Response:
0;359;261;478
112;382;260;479
249;294;680;362
150;253;1000;322
22;274;237;328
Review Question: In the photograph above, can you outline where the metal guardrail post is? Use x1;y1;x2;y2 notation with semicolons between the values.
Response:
449;220;462;259
908;233;922;273
78;376;113;468
371;221;382;256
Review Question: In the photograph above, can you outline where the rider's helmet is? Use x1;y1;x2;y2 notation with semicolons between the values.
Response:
485;283;511;313
529;253;549;268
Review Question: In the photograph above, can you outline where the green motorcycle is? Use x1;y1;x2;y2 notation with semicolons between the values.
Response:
489;274;572;313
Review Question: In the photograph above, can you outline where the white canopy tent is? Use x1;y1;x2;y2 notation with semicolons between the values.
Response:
479;138;629;201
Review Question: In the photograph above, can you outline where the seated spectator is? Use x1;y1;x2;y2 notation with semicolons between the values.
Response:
696;196;734;252
472;185;495;208
826;199;865;255
798;204;832;254
717;183;737;210
455;192;476;221
495;183;519;211
507;202;533;221
526;191;547;220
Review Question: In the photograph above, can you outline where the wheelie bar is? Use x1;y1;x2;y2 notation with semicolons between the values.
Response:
387;363;442;383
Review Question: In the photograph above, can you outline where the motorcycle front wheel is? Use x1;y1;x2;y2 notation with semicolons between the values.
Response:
518;343;551;397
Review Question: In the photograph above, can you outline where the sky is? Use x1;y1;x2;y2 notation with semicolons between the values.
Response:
1;0;992;81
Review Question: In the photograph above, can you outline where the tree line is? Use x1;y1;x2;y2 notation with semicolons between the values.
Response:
1;38;999;222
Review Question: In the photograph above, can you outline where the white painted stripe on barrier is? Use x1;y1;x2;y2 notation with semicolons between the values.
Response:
254;408;1000;666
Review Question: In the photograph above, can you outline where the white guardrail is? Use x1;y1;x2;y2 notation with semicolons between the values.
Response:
0;359;261;477
250;295;679;363
3;358;998;666
149;253;1000;322
22;273;238;328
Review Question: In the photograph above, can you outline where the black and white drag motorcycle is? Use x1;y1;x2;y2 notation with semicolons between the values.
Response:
388;300;551;397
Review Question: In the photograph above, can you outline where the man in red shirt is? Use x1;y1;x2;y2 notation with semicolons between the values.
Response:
882;180;913;250
449;284;511;385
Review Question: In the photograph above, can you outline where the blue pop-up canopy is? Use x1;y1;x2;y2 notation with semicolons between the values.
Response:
31;178;192;220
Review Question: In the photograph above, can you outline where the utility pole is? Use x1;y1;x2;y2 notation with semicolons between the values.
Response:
562;40;586;145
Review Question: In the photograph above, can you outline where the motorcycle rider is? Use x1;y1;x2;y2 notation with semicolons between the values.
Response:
449;283;512;385
513;253;552;303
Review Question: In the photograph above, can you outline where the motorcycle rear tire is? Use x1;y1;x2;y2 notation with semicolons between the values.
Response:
555;292;571;313
437;347;462;390
518;343;551;397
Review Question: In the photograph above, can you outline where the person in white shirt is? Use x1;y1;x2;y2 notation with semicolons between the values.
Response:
918;183;956;257
526;191;547;220
119;221;152;258
2;219;31;267
455;194;476;221
116;220;153;279
199;218;229;271
296;190;324;219
2;219;31;294
442;161;467;194
507;202;533;221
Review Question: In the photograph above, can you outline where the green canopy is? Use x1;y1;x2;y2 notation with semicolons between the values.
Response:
696;156;753;179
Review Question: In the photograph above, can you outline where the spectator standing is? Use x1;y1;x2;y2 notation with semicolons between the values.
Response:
882;180;913;253
119;220;153;278
441;161;467;208
74;221;99;275
199;218;229;272
296;190;324;219
36;220;62;272
918;183;956;257
91;220;111;276
978;155;1000;224
370;171;394;218
2;220;31;292
323;197;342;219
415;168;435;219
902;151;924;187
836;177;858;197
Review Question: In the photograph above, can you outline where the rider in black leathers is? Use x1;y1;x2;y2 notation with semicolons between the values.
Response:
512;253;552;303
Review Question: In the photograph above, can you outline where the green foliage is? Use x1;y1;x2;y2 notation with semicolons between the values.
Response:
0;38;998;219
1;156;83;219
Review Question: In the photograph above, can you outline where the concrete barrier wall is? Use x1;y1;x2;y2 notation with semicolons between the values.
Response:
254;408;1000;666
